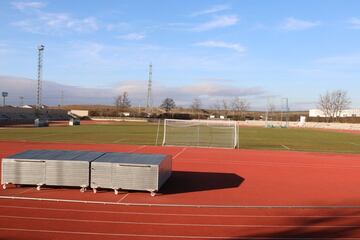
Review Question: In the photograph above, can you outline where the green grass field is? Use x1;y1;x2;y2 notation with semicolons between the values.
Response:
1;122;360;154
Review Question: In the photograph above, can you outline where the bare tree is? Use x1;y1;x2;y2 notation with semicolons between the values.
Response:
222;99;229;117
231;97;250;120
319;90;351;122
115;91;131;112
160;98;176;113
212;100;221;115
332;90;351;121
191;98;202;119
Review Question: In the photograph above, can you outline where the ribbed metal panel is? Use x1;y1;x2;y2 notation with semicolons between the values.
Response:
91;152;172;193
2;158;46;185
2;150;172;194
1;150;104;188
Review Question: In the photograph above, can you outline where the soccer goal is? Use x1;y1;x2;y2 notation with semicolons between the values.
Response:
162;119;239;148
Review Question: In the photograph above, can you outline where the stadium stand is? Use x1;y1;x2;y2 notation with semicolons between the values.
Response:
0;107;69;125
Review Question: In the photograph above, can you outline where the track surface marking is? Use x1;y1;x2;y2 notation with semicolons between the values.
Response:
0;141;360;238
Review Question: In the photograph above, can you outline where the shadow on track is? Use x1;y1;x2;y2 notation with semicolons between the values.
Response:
241;208;360;238
160;171;244;194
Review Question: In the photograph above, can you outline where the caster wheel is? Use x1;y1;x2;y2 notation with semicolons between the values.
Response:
36;186;41;191
80;187;86;193
93;188;97;194
2;184;6;190
150;192;156;197
114;189;119;195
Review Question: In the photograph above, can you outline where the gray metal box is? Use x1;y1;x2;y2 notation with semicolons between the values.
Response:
1;150;104;190
91;152;172;195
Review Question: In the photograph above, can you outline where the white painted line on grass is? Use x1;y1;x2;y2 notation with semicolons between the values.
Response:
281;144;290;150
349;142;360;146
1;196;360;209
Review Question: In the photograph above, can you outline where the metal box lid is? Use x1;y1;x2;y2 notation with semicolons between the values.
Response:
94;152;169;165
5;150;105;162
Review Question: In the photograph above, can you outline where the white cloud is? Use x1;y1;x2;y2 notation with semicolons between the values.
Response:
281;17;320;31
195;40;246;53
12;11;99;34
348;17;360;29
191;4;230;17
192;15;238;31
314;53;360;68
108;80;264;107
0;75;264;107
106;22;130;31
11;1;46;10
117;33;145;41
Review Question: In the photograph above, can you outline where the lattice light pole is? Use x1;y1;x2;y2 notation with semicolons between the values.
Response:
37;45;44;108
2;92;8;107
146;63;153;113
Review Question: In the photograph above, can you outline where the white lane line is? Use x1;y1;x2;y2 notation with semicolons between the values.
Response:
281;144;290;150
173;147;187;160
179;160;360;169
1;215;359;228
0;205;360;218
1;196;360;209
349;142;360;146
1;228;359;240
129;145;146;153
117;193;129;203
14;188;33;195
0;227;241;239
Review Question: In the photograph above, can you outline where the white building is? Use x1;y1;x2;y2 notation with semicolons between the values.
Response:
309;109;360;117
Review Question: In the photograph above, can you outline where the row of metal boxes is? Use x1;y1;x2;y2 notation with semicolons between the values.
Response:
1;150;172;195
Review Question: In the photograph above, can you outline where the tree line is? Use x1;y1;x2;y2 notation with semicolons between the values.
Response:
114;89;352;122
114;91;250;119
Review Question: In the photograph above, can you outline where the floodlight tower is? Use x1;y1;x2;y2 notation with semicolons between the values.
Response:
2;92;8;107
146;63;153;112
283;98;289;127
37;45;45;108
19;96;24;106
60;90;64;107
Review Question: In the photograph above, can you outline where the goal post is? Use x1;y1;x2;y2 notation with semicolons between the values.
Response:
162;119;239;148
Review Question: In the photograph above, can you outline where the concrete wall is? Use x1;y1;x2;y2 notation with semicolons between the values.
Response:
240;120;360;131
309;109;360;118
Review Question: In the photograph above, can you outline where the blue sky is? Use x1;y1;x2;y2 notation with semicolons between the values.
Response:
0;0;360;109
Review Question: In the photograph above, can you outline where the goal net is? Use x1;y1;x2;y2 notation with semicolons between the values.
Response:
162;119;238;148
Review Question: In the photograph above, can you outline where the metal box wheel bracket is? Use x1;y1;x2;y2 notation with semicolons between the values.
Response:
2;159;46;190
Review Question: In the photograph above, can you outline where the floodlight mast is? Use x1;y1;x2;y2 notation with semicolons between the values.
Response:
19;96;24;106
37;45;44;109
2;92;8;107
146;63;153;113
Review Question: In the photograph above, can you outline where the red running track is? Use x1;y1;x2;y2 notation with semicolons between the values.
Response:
0;141;360;239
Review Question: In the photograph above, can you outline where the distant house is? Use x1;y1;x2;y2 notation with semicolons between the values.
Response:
69;110;89;117
20;105;33;109
309;109;360;117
